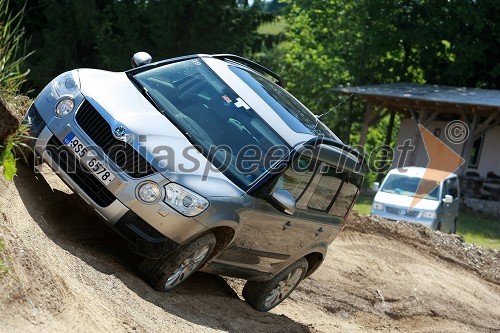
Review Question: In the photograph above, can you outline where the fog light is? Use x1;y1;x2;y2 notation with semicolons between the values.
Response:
136;181;161;204
54;97;74;117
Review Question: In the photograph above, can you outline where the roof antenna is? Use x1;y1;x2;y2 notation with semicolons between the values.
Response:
315;93;354;128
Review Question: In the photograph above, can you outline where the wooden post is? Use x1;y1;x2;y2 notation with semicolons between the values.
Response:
408;108;426;166
376;110;396;182
459;112;480;175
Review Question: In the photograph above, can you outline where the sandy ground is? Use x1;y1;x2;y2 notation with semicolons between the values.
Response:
0;164;499;333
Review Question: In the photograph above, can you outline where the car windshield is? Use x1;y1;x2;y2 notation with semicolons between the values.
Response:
229;65;337;139
381;174;440;201
132;59;289;190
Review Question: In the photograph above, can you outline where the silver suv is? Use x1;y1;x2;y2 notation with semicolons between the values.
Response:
23;53;366;311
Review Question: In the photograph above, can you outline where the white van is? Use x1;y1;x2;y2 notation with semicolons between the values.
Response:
371;167;460;233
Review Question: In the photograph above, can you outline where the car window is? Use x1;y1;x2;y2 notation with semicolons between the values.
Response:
132;59;289;191
274;157;317;200
329;173;362;217
445;177;459;199
307;165;345;211
229;66;337;140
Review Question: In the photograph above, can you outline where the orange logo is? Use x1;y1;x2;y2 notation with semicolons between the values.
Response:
410;124;465;208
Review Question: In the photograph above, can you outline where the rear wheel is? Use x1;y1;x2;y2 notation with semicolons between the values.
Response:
139;233;216;292
242;258;308;312
436;221;442;231
451;218;458;234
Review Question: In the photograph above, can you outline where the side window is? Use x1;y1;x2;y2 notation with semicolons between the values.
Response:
307;164;345;211
442;181;448;199
329;173;362;217
445;178;459;199
274;157;317;200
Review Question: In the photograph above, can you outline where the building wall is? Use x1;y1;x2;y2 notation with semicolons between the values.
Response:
390;118;500;174
472;125;500;177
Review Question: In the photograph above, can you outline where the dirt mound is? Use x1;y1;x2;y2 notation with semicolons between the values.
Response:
0;164;499;333
345;212;499;284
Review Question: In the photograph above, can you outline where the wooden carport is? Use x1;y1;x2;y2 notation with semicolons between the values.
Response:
333;83;500;174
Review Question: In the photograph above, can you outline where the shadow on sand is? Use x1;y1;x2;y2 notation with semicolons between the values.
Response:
14;164;311;333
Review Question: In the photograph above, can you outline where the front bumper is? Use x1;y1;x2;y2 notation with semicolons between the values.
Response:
27;94;207;257
371;209;436;228
114;210;181;258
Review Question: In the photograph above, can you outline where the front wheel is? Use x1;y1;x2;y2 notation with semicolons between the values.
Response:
243;258;308;312
451;218;458;234
435;221;442;232
139;233;216;292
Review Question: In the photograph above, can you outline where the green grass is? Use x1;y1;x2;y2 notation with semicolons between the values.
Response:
257;17;288;35
353;194;500;249
353;194;373;215
458;209;500;249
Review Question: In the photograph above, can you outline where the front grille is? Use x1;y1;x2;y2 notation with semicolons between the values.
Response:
386;206;419;217
75;100;156;178
46;136;116;207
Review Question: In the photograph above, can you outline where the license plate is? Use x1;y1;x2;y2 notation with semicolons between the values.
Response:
63;132;116;186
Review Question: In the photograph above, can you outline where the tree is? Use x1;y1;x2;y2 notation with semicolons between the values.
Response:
257;0;500;141
18;0;273;92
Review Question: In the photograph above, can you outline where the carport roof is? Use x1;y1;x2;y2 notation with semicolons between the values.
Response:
333;83;500;114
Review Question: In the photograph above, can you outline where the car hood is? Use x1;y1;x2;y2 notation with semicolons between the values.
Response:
77;69;243;198
373;191;440;211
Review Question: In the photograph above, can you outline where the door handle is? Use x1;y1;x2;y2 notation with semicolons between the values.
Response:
283;221;292;230
315;227;324;237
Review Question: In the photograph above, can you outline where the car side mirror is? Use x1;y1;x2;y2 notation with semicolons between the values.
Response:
372;182;380;191
131;52;152;68
442;194;453;204
269;189;296;215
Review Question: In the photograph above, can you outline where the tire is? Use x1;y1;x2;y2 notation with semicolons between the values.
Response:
451;218;458;234
243;257;308;312
139;233;216;292
436;221;442;231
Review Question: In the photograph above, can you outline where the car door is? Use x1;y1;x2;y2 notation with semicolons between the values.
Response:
298;164;362;243
442;177;460;232
221;156;319;272
294;163;347;246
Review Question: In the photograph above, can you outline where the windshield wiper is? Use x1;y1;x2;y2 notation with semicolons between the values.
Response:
141;86;162;112
127;73;163;112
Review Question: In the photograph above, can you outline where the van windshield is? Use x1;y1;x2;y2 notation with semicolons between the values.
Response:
381;174;440;201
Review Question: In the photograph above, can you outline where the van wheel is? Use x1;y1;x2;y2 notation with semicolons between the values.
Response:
139;233;216;292
242;258;308;312
451;218;458;234
436;221;441;231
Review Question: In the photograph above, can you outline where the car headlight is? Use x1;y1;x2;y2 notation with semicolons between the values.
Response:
54;97;74;117
52;70;80;97
422;211;437;219
164;183;209;217
372;202;384;210
136;181;161;204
